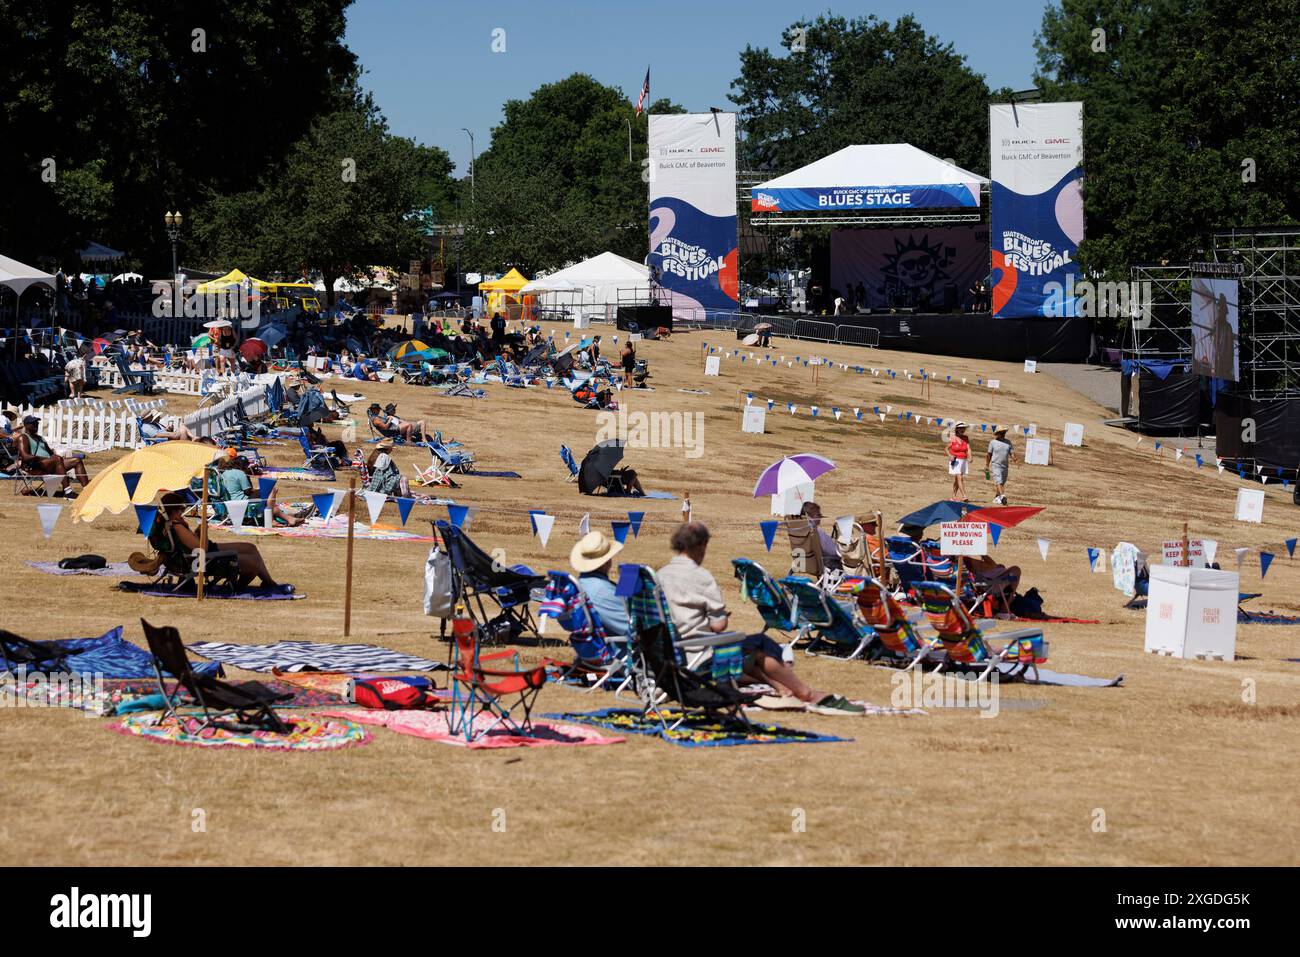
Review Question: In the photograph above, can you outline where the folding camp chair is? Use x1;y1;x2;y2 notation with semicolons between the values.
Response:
784;518;841;589
885;535;929;594
446;617;547;741
0;630;87;674
140;618;293;734
731;558;798;642
538;571;633;694
135;416;168;447
429;439;474;474
111;354;157;394
780;576;882;661
434;520;545;642
0;441;40;496
411;457;459;488
143;507;243;592
836;576;939;671
617;563;759;731
560;445;580;482
912;582;1048;682
298;429;336;472
492;355;528;388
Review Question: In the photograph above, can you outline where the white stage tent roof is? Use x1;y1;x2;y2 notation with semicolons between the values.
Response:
751;144;988;219
522;251;649;306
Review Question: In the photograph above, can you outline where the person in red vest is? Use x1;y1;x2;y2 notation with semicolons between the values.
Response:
944;422;971;502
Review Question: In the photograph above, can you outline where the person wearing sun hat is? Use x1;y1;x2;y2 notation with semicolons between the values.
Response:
943;421;971;502
570;530;628;635
364;437;408;497
986;426;1015;505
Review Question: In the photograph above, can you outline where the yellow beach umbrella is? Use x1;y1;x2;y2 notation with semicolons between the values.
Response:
71;442;222;523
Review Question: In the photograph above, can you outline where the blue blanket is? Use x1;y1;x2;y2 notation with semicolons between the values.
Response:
6;627;222;678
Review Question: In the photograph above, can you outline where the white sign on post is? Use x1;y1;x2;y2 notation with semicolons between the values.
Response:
1024;437;1051;466
629;333;642;343
574;315;591;329
704;355;721;376
1063;423;1085;447
987;379;1001;390
1026;423;1038;437
1235;487;1264;523
1024;360;1037;373
939;521;990;556
741;404;766;434
1162;540;1208;567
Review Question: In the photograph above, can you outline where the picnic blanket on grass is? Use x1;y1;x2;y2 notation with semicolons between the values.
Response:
318;708;623;749
1124;597;1300;625
545;708;850;747
229;518;432;542
2;677;347;714
117;581;304;600
187;640;447;673
465;470;522;479
110;711;370;751
999;666;1124;687
256;465;336;482
27;560;141;578
0;627;222;679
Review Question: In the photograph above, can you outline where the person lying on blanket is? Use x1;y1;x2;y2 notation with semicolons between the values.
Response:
218;457;311;527
16;415;89;495
157;492;280;588
570;531;630;636
365;439;410;499
367;403;425;443
657;522;865;716
138;411;195;442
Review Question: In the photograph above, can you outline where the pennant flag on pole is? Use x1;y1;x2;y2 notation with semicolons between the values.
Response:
363;490;386;525
1195;454;1203;468
396;498;415;525
122;470;143;500
312;492;336;521
810;406;818;418
1286;537;1297;558
989;523;1002;546
42;475;63;497
611;520;631;544
37;503;62;540
833;408;841;420
224;499;248;528
1234;547;1249;569
1086;547;1099;571
627;511;645;537
578;513;590;536
760;519;779;551
528;509;545;534
447;504;470;528
258;476;278;503
331;489;348;521
534;513;555;548
766;399;774;411
1202;539;1218;565
1260;551;1275;578
134;503;158;536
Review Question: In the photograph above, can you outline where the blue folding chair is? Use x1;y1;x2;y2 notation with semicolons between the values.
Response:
298;430;335;472
538;571;633;694
560;445;579;482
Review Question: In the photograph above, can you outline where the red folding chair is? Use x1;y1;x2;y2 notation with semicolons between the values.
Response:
447;617;547;741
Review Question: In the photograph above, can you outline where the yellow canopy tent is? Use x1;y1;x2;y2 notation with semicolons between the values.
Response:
478;268;531;315
193;268;277;293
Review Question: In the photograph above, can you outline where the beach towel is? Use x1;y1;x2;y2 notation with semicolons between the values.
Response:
229;520;433;542
317;708;624;749
116;581;304;600
545;708;851;747
464;470;523;479
187;640;447;673
0;627;222;679
1;677;346;714
28;560;142;578
110;711;371;751
1000;666;1124;687
256;465;336;482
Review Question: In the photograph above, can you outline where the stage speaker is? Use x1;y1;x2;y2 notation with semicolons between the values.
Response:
616;305;671;333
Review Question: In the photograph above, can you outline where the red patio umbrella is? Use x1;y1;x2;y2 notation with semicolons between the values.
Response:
239;338;267;361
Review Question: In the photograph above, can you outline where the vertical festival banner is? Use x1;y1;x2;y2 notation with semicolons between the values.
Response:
648;112;739;320
989;102;1084;317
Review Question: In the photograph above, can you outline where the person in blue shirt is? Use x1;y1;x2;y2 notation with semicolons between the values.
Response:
569;531;629;636
350;356;379;381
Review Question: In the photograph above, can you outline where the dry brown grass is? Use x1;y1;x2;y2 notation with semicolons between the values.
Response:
2;322;1299;866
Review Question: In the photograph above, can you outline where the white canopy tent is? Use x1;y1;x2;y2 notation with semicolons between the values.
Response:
0;254;57;297
522;251;649;318
751;144;989;225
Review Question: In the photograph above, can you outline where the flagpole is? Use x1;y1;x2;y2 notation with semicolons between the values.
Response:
344;476;356;636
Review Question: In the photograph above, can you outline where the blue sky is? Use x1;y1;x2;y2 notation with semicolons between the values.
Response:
345;0;1051;173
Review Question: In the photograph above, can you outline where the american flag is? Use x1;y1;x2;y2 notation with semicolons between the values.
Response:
635;66;650;115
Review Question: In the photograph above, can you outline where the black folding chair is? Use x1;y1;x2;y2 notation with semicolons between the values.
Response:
434;520;545;643
0;630;86;673
140;619;292;734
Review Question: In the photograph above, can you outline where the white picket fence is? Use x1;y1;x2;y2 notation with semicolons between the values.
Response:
2;396;168;454
181;383;273;440
90;360;275;398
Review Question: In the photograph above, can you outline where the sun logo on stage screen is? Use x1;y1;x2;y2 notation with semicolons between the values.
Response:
881;234;953;292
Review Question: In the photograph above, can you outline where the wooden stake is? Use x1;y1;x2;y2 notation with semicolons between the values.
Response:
1182;521;1190;569
875;509;886;584
197;472;208;601
344;476;357;636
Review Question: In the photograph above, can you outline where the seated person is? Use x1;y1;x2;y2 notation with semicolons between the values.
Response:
569;531;630;637
349;356;379;381
153;491;280;588
217;457;309;527
367;403;425;442
965;553;1022;612
15;415;89;493
365;439;410;498
798;502;842;574
308;422;349;464
138;411;195;442
656;522;864;715
0;410;17;446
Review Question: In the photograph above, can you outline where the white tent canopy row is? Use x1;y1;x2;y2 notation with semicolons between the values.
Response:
0;254;57;296
752;144;989;214
521;251;649;311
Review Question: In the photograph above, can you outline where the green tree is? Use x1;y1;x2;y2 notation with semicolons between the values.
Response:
1035;0;1300;276
459;73;682;275
730;14;996;176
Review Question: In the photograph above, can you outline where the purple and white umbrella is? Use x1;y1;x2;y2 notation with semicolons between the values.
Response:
752;453;837;497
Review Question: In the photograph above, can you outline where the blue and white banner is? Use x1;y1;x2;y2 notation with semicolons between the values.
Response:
989;102;1084;318
648;113;739;320
753;183;978;213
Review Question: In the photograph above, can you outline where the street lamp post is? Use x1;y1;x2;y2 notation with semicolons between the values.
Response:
164;210;183;286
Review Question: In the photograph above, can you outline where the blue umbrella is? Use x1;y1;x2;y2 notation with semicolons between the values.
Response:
895;500;979;528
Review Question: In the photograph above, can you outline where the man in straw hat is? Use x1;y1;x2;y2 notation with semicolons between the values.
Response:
570;530;629;636
986;426;1015;505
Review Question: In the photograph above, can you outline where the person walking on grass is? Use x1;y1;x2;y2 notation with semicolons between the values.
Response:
986;426;1015;505
943;421;971;501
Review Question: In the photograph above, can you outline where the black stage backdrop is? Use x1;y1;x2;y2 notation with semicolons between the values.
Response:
830;225;990;311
